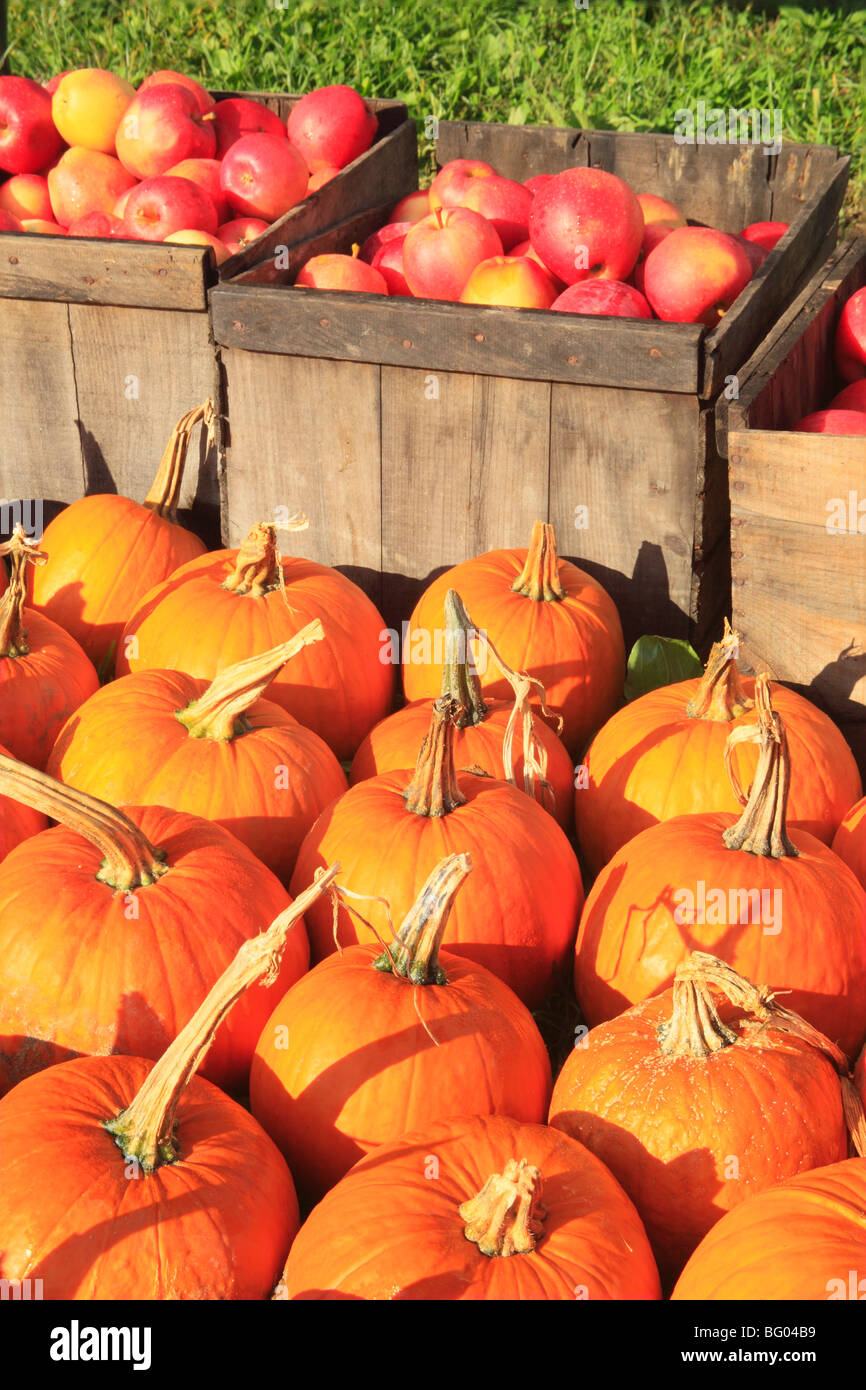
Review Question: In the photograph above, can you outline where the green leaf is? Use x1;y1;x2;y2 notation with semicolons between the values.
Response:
624;635;703;702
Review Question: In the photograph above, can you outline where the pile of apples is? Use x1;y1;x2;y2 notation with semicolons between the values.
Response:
296;156;790;327
792;285;866;436
0;70;377;261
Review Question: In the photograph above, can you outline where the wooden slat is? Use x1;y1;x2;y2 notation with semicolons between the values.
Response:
0;234;211;310
769;143;843;224
437;120;587;179
0;298;83;512
230;205;393;288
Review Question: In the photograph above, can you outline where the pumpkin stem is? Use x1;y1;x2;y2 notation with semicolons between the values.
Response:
510;520;565;602
441;590;488;727
143;400;215;522
685;618;754;721
222;514;309;598
459;1158;547;1257
176;620;324;740
657;972;738;1058
0;753;167;891
404;696;466;817
0;525;47;658
104;862;341;1172
373;852;471;984
721;675;798;858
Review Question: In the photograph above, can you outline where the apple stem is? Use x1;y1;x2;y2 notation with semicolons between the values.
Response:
434;206;445;230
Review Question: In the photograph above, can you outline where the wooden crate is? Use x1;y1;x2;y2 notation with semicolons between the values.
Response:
211;120;850;646
718;236;866;744
0;91;414;547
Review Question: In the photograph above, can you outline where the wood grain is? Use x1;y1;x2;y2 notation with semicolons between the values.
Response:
0;234;211;310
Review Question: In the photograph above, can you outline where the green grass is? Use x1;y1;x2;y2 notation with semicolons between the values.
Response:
5;0;864;231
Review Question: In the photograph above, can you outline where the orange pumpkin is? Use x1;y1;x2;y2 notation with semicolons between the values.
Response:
402;520;625;756
115;521;393;760
250;854;552;1202
574;621;861;875
0;754;301;1093
574;678;866;1060
550;952;858;1287
27;402;211;668
671;1158;866;1300
352;588;574;831
0;740;45;862
47;625;347;885
832;795;866;890
291;696;583;1007
283;1114;661;1300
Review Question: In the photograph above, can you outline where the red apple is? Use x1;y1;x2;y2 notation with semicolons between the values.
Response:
218;216;269;255
0;172;52;222
115;84;217;179
164;228;232;264
643;226;752;326
389;189;430;224
220;132;308;222
429;159;496;210
455;174;532;251
829;380;866;413
632;223;675;295
371;236;411;296
47;147;136;227
460;255;557;309
67;210;125;238
0;209;24;231
637;193;686;231
528;167;644;285
402;206;503;301
296;251;388;294
835;287;866;383
552;279;653;319
510;238;564;291
22;219;66;234
139;70;215;116
0;75;64;174
306;165;341;192
166;157;229;222
741;220;789;252
735;234;769;274
287;85;377;172
794;410;866;436
113;187;134;220
121;175;218;241
212;97;286;158
358;221;411;263
524;174;555;197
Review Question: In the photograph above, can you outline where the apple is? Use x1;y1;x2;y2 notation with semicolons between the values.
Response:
429;158;496;211
528;167;644;285
829;380;866;413
552;279;653;319
389;189;430;224
741;220;789;252
218;217;269;255
166;157;229;222
164;229;232;264
220;132;308;222
358;220;411;263
632;223;675;294
67;210;124;238
371;236;411;296
121;175;218;241
139;70;215;115
0;75;64;174
47;147;136;227
643;226;752;326
116;84;217;179
0;210;24;231
22;219;66;234
734;234;769;274
212;97;286;158
0;172;52;222
835;287;866;382
524;174;555;197
51;69;136;153
637;193;686;231
113;187;134;220
510;237;564;291
287;85;377;172
454;174;532;251
296;251;388;294
460;255;557;309
44;70;75;96
794;410;866;436
402;206;503;301
306;165;341;192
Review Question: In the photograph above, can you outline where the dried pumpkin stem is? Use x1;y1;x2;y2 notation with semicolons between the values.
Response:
105;862;340;1173
373;853;471;984
177;620;324;740
404;696;467;817
441;590;488;727
510;520;565;602
143;400;215;522
459;1158;547;1257
721;675;798;858
685;617;754;721
0;753;167;891
657;974;738;1057
0;525;47;658
222;515;309;599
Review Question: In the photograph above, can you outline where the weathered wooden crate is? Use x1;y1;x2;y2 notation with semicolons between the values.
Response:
211;120;850;646
0;91;415;547
718;236;866;770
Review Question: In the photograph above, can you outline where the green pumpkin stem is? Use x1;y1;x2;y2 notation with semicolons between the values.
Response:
104;862;341;1172
0;525;47;659
373;852;471;984
404;696;466;817
176;620;324;740
459;1158;547;1257
721;675;798;858
510;521;565;602
686;618;754;721
143;400;215;522
441;590;488;727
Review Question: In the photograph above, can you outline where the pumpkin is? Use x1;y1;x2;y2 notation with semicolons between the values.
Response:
282;1113;660;1300
250;853;552;1203
574;620;862;875
0;873;337;1299
0;741;45;862
0;753;303;1093
550;951;860;1288
27;402;212;669
574;677;866;1060
832;795;866;890
291;696;583;1007
351;589;574;831
402;520;625;756
47;623;347;885
671;1158;866;1300
115;520;393;760
0;526;99;770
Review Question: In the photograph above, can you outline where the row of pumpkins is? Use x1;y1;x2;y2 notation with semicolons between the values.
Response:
1;399;865;1300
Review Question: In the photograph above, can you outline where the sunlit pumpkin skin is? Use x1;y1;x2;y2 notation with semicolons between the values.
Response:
0;1054;298;1299
116;523;393;760
402;522;625;757
575;623;861;875
250;856;553;1202
0;742;45;863
671;1158;866;1300
550;957;850;1287
832;796;866;891
284;1114;661;1300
